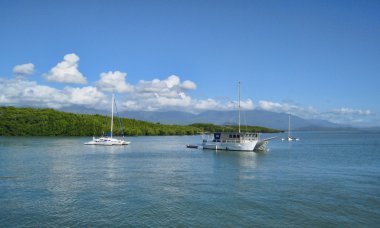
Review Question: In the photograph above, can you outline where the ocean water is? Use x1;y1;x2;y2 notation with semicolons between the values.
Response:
0;132;379;227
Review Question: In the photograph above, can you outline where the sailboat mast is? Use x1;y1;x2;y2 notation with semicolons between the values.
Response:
238;81;241;134
288;114;290;138
110;94;114;138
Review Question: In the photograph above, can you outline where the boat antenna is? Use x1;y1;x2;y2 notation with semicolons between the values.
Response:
238;81;241;134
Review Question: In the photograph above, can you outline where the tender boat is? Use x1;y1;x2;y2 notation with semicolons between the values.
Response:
254;136;277;151
186;144;199;149
84;94;131;146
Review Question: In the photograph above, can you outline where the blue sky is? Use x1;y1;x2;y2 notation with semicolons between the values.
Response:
0;0;379;126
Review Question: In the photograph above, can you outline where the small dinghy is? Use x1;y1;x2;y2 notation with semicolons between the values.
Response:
186;144;199;149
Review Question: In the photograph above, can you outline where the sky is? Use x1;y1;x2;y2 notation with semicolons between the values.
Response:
0;0;379;127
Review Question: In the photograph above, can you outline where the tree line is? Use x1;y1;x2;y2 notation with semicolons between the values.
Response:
0;106;281;136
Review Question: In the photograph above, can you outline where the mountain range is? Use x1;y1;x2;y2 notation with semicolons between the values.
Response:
60;106;352;131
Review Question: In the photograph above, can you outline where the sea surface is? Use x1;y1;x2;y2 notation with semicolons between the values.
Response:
1;132;380;227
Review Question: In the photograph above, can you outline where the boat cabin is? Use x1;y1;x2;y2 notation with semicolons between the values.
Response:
212;132;258;142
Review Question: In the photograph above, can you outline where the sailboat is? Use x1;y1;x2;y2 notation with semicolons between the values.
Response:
281;114;299;141
201;82;259;151
84;94;131;146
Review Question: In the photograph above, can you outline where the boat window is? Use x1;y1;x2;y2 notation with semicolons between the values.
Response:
229;134;232;138
233;135;236;138
237;135;240;138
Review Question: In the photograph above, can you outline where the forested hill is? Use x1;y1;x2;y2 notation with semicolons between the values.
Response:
0;106;199;136
0;106;281;136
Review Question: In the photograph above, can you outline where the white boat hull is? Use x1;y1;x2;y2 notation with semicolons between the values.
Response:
202;140;258;151
84;137;130;146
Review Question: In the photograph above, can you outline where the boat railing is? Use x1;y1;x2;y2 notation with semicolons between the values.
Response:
220;139;257;143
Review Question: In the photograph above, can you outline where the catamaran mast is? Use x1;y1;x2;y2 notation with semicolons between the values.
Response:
238;81;241;134
110;94;114;138
288;114;290;138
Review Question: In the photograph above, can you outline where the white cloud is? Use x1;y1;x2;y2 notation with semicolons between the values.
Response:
257;100;378;126
121;75;250;112
320;108;376;127
330;108;372;116
1;75;378;127
193;98;227;111
13;63;35;76
181;80;197;90
258;100;317;117
64;86;108;106
96;71;133;93
44;53;87;84
0;78;107;109
0;73;200;112
136;75;196;94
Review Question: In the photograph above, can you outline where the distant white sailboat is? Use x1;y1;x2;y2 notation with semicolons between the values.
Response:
84;94;131;146
282;115;299;141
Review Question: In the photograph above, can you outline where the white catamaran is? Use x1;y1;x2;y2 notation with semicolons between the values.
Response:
84;94;131;146
282;114;299;141
201;82;259;151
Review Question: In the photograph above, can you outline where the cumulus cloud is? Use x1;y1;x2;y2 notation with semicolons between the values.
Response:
13;63;35;76
181;80;197;90
0;78;107;109
136;75;196;94
0;72;201;112
64;86;108;106
95;71;133;93
120;75;247;112
44;53;87;84
0;78;63;108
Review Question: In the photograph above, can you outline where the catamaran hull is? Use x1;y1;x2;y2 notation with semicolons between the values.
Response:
84;141;130;146
84;137;131;146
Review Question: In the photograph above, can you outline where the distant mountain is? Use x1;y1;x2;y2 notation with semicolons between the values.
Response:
119;110;347;131
59;107;350;131
60;106;108;115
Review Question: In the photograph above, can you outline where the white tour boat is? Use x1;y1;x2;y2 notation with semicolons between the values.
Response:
202;82;259;151
84;94;131;146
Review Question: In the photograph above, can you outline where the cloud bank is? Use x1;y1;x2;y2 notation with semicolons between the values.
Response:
1;53;377;127
0;78;107;109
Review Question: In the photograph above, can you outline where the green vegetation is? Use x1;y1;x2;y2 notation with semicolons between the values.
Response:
0;106;282;136
189;123;283;133
0;106;199;136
